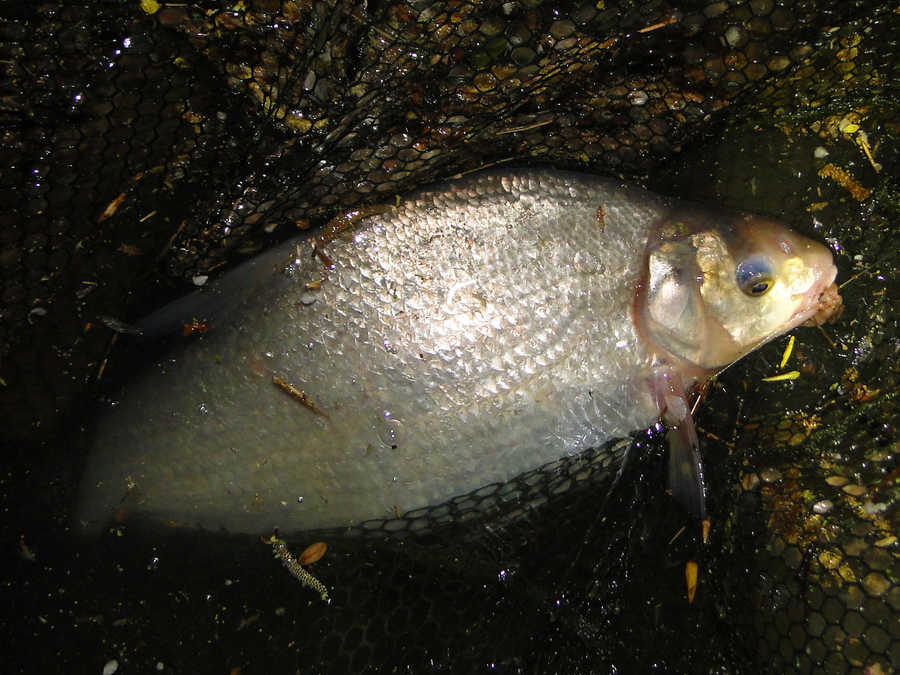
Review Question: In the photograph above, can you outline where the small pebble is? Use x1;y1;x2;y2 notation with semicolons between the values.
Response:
192;275;209;286
724;25;745;47
627;90;648;106
102;660;119;675
740;473;760;491
760;468;782;483
818;549;842;569
863;500;888;515
862;572;891;597
825;475;848;487
842;484;867;497
299;292;317;306
812;499;833;514
813;146;829;159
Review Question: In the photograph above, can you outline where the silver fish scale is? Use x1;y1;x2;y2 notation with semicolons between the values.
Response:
80;169;671;533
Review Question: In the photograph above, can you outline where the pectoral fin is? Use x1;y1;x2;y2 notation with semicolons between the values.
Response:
651;370;708;523
666;411;707;523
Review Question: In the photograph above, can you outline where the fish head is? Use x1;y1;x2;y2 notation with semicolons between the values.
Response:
640;209;839;371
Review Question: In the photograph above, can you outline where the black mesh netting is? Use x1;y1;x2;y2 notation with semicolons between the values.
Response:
1;1;897;673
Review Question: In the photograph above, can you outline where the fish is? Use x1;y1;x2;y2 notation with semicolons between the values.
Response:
76;169;839;535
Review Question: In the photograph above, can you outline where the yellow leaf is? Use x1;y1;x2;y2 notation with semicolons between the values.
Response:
779;335;795;369
762;370;800;382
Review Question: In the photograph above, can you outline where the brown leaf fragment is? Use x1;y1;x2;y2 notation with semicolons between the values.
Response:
97;193;126;222
117;243;142;256
272;375;329;417
299;541;327;565
686;560;699;603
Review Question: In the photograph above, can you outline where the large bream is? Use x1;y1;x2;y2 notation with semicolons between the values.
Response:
77;169;839;534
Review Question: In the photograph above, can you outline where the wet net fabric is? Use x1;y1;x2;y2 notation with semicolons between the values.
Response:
1;1;897;673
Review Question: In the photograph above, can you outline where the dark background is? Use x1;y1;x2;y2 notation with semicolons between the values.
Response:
1;2;896;672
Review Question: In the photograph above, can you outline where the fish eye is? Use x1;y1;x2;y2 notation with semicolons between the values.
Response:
736;256;774;297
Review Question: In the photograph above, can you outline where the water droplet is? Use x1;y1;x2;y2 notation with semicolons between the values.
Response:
377;410;403;448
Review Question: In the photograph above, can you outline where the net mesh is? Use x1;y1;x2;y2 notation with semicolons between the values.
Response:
1;1;897;672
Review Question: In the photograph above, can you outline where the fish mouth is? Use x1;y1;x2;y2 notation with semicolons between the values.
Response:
791;262;839;327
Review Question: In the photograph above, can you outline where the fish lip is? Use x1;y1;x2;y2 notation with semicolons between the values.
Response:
790;262;839;325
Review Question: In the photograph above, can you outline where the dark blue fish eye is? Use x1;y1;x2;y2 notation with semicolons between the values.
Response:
735;256;774;297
